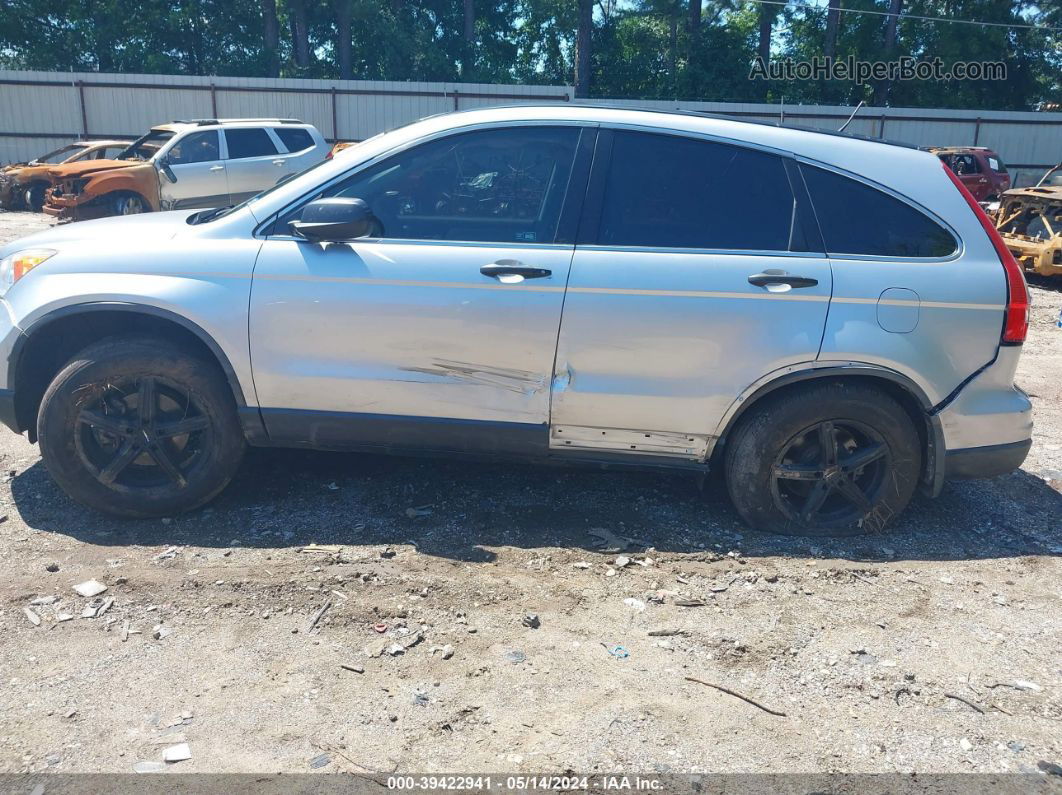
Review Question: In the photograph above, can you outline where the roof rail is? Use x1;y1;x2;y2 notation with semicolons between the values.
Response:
169;118;305;126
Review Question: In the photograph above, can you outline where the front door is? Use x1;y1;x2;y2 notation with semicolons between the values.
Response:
158;129;227;209
249;124;592;454
550;129;833;461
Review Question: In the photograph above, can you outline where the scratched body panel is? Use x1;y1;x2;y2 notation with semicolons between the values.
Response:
550;249;833;457
249;239;572;424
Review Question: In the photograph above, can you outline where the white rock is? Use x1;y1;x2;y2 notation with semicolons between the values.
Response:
960;738;973;751
73;580;107;598
162;743;191;762
623;597;646;612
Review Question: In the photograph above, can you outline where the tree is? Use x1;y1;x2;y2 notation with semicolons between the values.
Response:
824;0;841;60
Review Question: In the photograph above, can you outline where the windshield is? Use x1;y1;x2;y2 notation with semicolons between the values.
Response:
118;130;175;161
32;144;82;164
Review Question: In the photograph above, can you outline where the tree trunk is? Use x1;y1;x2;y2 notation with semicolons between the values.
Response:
290;0;311;71
574;0;593;98
462;0;475;79
757;2;773;63
668;1;678;96
688;0;701;39
334;0;353;80
824;0;841;60
873;0;903;106
463;0;475;41
261;0;280;76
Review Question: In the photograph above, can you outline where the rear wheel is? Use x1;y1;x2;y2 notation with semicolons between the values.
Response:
724;382;921;536
37;337;245;517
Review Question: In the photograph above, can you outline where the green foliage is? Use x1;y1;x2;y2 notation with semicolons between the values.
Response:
0;0;1057;109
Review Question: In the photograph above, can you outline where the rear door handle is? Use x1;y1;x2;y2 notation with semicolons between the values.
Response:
480;260;552;280
273;159;287;166
748;270;818;289
209;165;225;172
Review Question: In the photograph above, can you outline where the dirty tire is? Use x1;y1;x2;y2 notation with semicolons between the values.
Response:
111;192;147;216
24;183;47;212
724;382;921;536
37;336;245;518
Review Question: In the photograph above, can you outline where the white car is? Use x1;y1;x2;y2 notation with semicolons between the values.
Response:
44;119;328;219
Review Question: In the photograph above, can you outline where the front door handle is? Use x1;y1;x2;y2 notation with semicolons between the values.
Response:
480;260;552;280
748;270;818;289
273;159;287;166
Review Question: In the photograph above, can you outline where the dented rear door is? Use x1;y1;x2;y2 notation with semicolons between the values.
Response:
549;129;832;462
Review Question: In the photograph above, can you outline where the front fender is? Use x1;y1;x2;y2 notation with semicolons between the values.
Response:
4;237;261;409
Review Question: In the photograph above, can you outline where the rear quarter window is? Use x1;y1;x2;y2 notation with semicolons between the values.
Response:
275;127;315;153
801;164;957;258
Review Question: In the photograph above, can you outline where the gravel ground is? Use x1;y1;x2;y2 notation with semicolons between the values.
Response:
0;210;1059;778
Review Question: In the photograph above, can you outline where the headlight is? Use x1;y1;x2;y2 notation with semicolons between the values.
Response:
0;249;56;296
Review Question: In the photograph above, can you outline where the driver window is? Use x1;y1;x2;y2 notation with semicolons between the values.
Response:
282;126;580;244
167;131;220;165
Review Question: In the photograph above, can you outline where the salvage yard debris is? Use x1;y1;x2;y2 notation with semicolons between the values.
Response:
685;677;787;717
73;580;107;597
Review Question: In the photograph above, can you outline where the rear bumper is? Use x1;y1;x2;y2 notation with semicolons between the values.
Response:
944;438;1031;479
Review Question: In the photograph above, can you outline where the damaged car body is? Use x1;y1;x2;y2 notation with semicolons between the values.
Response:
0;140;130;211
994;165;1062;277
0;106;1033;535
44;119;327;221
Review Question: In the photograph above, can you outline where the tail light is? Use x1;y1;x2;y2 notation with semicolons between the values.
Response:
943;162;1029;345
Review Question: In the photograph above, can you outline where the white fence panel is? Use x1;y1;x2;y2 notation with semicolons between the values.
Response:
1;69;1060;185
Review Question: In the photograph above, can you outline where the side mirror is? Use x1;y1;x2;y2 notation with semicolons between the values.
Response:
158;157;177;183
290;197;374;242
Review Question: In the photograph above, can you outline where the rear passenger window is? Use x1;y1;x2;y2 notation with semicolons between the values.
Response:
801;165;957;258
275;127;314;153
597;131;799;251
225;128;278;159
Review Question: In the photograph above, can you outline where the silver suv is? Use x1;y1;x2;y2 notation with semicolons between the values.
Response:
0;106;1033;534
43;118;328;220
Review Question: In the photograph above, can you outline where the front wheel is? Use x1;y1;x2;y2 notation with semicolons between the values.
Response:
24;183;47;212
111;192;148;216
724;382;921;536
37;336;245;517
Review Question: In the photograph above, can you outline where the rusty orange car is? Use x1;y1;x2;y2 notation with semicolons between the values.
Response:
45;119;327;221
0;140;130;211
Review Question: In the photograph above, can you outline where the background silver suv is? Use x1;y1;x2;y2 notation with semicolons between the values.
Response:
0;106;1033;534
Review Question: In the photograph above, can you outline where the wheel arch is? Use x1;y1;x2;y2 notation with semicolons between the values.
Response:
10;303;250;442
711;366;946;496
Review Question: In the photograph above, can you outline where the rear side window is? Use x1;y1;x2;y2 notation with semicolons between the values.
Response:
275;127;315;153
988;156;1006;172
225;128;278;159
597;131;798;251
801;165;957;258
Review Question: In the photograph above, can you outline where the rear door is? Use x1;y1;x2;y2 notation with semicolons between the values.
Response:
223;127;286;203
272;126;324;178
549;129;833;461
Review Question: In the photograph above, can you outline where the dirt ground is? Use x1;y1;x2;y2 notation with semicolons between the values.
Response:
0;209;1060;778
